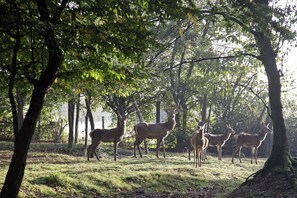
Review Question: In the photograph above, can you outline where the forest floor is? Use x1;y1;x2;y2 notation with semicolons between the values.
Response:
0;142;295;197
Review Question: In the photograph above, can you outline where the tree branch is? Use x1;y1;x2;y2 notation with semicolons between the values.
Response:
165;52;260;71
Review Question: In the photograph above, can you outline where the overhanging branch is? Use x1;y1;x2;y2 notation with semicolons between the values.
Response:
165;52;260;71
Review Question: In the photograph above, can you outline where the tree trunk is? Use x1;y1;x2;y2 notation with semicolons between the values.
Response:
68;99;75;149
85;91;94;131
84;115;88;149
177;107;188;151
254;31;291;171
156;101;160;123
201;94;207;122
0;1;64;196
16;89;25;131
74;93;80;144
8;33;20;136
1;26;62;198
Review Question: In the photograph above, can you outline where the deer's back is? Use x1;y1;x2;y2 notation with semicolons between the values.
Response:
235;132;262;147
205;133;225;146
91;128;122;142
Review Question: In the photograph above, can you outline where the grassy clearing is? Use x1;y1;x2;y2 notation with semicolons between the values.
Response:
0;142;265;197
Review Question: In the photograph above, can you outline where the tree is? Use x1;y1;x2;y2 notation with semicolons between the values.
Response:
0;0;67;196
1;1;186;196
206;0;297;195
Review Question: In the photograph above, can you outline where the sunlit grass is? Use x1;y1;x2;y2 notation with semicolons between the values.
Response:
0;143;265;197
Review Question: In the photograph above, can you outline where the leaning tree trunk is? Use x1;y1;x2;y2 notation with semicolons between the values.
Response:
0;1;65;197
254;31;292;172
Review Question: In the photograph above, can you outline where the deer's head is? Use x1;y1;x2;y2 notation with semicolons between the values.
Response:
226;124;235;135
195;119;206;131
261;123;272;134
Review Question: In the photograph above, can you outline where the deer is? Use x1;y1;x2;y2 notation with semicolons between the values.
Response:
231;123;272;164
133;104;179;158
87;113;127;161
204;124;235;160
188;119;206;161
190;121;208;167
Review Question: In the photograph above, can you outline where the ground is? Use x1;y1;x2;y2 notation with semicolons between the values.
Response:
1;142;297;197
229;166;297;198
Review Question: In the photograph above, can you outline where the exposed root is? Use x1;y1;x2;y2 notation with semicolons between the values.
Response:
229;158;297;198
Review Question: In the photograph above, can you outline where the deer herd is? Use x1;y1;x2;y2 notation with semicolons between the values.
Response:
87;105;272;168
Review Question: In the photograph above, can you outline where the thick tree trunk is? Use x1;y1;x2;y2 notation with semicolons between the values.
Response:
16;89;24;130
0;1;64;196
254;31;291;171
8;34;20;136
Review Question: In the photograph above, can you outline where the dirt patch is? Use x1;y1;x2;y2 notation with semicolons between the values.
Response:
116;186;224;198
228;166;297;198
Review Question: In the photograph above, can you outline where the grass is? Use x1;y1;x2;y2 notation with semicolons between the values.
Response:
0;142;265;197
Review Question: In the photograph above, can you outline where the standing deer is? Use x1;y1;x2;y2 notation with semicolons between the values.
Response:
204;124;235;160
231;123;272;164
87;114;127;161
190;121;208;167
133;105;178;158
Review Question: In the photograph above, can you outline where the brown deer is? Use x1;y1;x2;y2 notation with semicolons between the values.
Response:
133;105;178;158
87;114;127;161
188;119;206;160
204;124;235;160
190;121;208;167
231;123;272;164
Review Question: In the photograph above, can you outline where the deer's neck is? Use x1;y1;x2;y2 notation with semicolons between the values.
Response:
223;130;232;140
119;120;127;136
259;131;268;141
197;128;204;139
164;118;176;131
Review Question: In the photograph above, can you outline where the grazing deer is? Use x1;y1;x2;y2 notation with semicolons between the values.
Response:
231;123;272;164
204;124;235;160
133;105;178;158
190;121;208;167
87;114;127;161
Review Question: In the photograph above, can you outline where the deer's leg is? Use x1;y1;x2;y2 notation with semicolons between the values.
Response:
114;141;118;161
218;145;222;160
232;146;239;164
134;138;143;158
87;138;101;161
188;147;192;161
133;138;138;158
156;138;161;158
255;147;258;164
198;148;202;167
194;147;196;167
136;138;144;158
161;138;166;158
250;147;256;164
204;145;208;161
238;147;243;163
